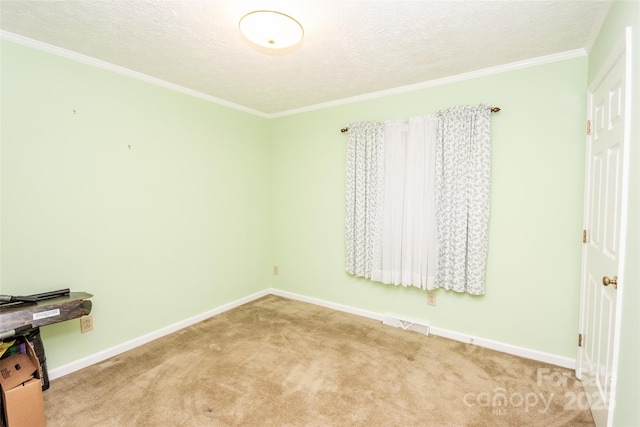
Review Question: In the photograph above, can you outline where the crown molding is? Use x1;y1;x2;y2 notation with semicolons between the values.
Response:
2;30;586;120
0;31;269;118
268;48;587;118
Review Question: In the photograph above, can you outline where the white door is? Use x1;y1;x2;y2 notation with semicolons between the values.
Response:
577;29;632;427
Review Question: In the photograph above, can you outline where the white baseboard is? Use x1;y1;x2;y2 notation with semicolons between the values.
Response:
269;288;385;322
428;327;575;369
48;289;271;380
49;287;574;380
269;288;576;370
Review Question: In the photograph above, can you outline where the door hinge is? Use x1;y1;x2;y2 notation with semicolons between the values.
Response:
578;333;584;347
583;229;588;243
587;120;592;135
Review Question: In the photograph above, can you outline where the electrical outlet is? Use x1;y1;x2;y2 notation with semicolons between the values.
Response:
427;291;437;306
80;315;94;333
273;265;279;275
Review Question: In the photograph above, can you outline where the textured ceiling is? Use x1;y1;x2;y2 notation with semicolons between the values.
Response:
0;0;612;116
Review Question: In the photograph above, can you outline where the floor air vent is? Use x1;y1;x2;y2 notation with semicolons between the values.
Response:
383;314;430;336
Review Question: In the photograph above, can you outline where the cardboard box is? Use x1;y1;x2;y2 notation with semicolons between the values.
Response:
1;329;50;391
0;338;45;427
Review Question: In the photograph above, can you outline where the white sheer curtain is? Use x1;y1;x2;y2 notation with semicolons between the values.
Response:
434;105;492;295
370;117;438;289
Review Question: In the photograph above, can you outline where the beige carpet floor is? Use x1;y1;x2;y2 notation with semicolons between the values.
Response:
43;295;594;426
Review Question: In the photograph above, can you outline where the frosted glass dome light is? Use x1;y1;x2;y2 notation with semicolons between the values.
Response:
239;10;304;49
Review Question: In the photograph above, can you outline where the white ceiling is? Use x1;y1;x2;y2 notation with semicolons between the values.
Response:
0;0;612;116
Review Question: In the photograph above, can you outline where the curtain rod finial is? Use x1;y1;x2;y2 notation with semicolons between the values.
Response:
341;127;349;133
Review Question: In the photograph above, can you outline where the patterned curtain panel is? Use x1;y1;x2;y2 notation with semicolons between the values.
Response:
435;105;492;295
345;121;384;278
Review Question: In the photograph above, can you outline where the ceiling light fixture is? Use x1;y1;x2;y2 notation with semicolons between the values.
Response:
239;10;304;49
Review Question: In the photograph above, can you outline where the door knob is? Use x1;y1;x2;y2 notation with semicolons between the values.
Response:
602;276;618;289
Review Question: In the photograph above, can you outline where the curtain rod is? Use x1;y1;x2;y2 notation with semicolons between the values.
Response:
340;107;501;133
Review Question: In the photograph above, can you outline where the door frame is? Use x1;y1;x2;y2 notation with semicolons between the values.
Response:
576;27;632;427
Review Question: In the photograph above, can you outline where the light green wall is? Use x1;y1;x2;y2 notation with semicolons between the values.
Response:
0;40;271;368
270;57;588;359
589;2;640;426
